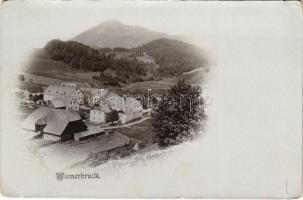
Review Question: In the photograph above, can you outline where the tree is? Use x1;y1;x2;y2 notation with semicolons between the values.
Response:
152;79;206;147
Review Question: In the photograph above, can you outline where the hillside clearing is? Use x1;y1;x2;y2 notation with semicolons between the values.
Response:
115;118;154;145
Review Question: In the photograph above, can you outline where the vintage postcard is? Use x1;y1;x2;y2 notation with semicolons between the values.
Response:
0;0;302;198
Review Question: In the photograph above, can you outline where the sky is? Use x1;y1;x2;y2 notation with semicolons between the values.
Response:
1;1;301;47
1;0;301;72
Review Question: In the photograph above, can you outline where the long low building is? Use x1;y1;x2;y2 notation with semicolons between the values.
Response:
74;126;105;141
22;106;87;141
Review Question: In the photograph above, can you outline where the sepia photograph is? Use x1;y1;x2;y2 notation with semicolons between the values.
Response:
0;0;302;198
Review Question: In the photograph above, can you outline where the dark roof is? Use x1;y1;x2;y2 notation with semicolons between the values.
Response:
43;109;83;135
22;107;86;136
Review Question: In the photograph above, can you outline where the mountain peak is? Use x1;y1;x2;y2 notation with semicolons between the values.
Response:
71;20;169;48
101;19;123;26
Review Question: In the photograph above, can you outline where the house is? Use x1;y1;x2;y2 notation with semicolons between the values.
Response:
136;53;155;64
121;97;143;123
90;109;105;124
84;88;143;124
102;93;125;112
82;88;111;107
49;96;80;111
22;107;87;141
88;90;123;124
66;97;80;111
44;85;84;105
82;88;126;109
93;95;143;124
22;107;50;132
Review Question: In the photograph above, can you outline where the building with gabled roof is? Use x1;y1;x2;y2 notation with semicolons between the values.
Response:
44;85;84;105
22;107;87;141
49;96;80;111
83;88;143;124
120;97;143;123
82;88;111;107
22;106;50;131
90;96;143;124
90;108;105;124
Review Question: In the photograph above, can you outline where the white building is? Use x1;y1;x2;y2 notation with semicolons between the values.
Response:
101;95;143;124
81;88;116;108
86;89;144;124
66;97;80;111
136;53;155;65
89;109;105;124
122;97;143;123
44;85;84;105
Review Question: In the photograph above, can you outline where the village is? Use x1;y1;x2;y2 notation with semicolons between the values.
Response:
10;19;208;169
14;82;154;169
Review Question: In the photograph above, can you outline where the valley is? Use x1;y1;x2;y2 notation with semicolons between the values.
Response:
14;19;209;172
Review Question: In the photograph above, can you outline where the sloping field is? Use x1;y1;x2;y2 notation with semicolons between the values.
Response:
170;68;206;85
23;73;63;86
24;57;76;76
22;73;89;88
39;132;130;170
123;80;173;91
17;81;46;93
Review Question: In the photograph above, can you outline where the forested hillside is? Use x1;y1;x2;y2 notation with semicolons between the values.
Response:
27;38;208;86
44;39;147;75
134;38;208;76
